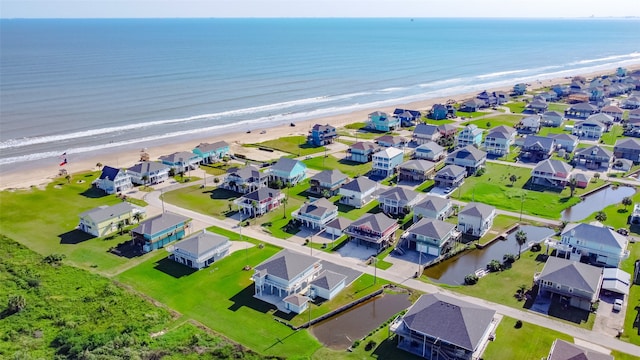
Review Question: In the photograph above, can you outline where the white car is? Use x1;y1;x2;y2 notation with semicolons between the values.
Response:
613;299;623;312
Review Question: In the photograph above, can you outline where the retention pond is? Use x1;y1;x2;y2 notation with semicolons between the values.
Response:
560;185;636;222
310;293;411;350
424;225;555;286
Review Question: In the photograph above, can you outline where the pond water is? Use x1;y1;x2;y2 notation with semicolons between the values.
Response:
424;225;556;286
560;185;636;222
310;293;411;350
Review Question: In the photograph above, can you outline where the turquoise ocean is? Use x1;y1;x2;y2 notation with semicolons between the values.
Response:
1;18;639;171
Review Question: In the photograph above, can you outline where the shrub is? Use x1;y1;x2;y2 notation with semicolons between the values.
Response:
530;243;542;252
364;340;377;351
515;320;523;329
502;253;516;264
43;253;66;265
475;167;486;177
464;274;479;285
487;259;502;272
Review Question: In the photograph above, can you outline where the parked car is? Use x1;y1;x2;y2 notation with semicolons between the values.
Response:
613;299;623;312
617;228;629;236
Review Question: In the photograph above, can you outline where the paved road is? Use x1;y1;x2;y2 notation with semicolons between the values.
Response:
142;186;640;357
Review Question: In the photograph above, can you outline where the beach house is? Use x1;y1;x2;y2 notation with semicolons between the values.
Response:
572;116;607;140
222;165;268;194
483;125;516;156
252;249;322;313
158;151;202;174
549;133;579;153
547;339;613;360
307;124;337;146
520;135;556;161
192;141;230;164
413;142;445;161
565;102;598;119
338;176;378;208
445;145;487;176
371;147;404;178
534;257;603;311
398;159;436;183
309;271;347;301
346;141;379;163
375;135;407;148
402;218;459;257
344;213;399;252
434;164;466;189
308;169;348;197
267;157;307;186
530;159;573;188
94;166;133;194
393;108;422;127
131;212;191;253
541;111;565;127
428;104;448;120
390;293;497;360
513;83;527;95
127;161;171;185
459;98;486;112
292;197;338;230
168;230;232;270
601;105;624;121
573;145;613;170
518;115;541;134
412;124;441;145
455;124;483;148
554;223;629;267
527;98;548;113
413;195;453;222
614;138;640;163
367;111;400;132
234;188;284;218
377;187;422;216
457;202;496;238
78;202;146;237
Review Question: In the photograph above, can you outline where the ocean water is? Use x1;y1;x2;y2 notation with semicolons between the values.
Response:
1;18;639;171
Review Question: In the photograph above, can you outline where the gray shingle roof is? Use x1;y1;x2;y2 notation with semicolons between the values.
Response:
195;141;230;153
459;202;495;219
351;213;397;233
532;159;573;175
486;125;515;139
436;164;466;178
538;257;602;294
326;217;352;231
159;151;199;163
614;138;640;151
415;195;451;213
349;141;378;151
522;135;555;151
548;339;613;360
127;161;170;174
297;198;337;217
310;270;347;291
413;123;440;136
448;145;487;162
80;202;139;224
132;212;190;236
255;249;320;282
416;142;444;154
562;223;627;250
378;187;420;202
310;169;348;184
401;293;495;351
575;145;613;158
570;102;598;111
399;159;436;172
271;157;303;173
408;218;456;240
242;188;281;202
549;133;578;142
227;165;265;180
283;293;309;306
172;230;230;257
340;177;377;193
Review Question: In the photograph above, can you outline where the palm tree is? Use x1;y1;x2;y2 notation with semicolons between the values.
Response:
595;211;607;223
282;196;289;219
515;230;527;259
8;294;26;313
622;197;632;212
593;172;601;182
132;212;143;224
251;200;259;218
117;221;125;235
568;177;577;197
509;174;517;186
141;175;149;188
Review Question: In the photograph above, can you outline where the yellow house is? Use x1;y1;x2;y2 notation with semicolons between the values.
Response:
79;202;146;237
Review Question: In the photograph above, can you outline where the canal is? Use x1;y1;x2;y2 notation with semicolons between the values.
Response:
560;185;636;222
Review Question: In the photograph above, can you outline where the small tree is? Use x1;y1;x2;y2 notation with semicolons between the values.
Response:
117;221;125;235
487;259;502;272
141;175;149;187
282;196;289;219
8;294;26;314
65;174;71;183
515;230;527;259
464;274;479;285
96;162;103;170
568;177;577;197
595;211;607;223
132;212;143;224
622;196;632;211
593;172;601;182
509;174;517;186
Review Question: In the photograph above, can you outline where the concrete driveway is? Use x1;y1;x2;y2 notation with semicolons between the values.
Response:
594;293;627;337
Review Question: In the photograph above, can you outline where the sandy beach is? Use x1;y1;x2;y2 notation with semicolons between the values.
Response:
1;66;637;191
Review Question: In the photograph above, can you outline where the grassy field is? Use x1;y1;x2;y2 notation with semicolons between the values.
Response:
547;102;570;112
462;114;523;129
483;317;573;359
0;172;157;275
249;135;326;156
302;154;372;178
452;162;605;219
505;102;526;113
601;125;625;146
457;110;491;118
423;118;456;125
538;126;569;137
478;214;520;245
0;236;267;360
620;241;640;345
116;236;323;358
163;185;239;220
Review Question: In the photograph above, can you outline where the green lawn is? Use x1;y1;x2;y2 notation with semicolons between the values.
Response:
0;172;154;274
200;161;234;176
249;135;326;156
505;102;526;114
620;241;640;345
547;103;570;112
458;110;491;118
338;199;381;221
163;185;239;220
423;118;455;125
581;189;640;232
601;125;625;146
452;162;605;219
496;146;521;162
337;129;383;140
302;154;372;178
116;235;322;358
478;214;519;245
538;126;569;137
462;114;523;129
344;122;367;130
483;317;573;359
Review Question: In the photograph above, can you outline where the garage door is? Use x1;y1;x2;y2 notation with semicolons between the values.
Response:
428;246;439;256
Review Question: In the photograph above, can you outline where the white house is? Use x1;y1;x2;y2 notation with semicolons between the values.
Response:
339;177;378;208
483;125;516;156
377;187;422;216
554;223;629;267
94;166;133;194
168;230;232;270
413;195;453;222
292;197;338;230
309;270;347;300
457;202;496;238
372;147;404;178
127;161;171;185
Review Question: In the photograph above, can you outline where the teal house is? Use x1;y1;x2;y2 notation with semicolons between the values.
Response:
132;212;191;253
367;111;400;132
268;157;307;186
192;141;230;164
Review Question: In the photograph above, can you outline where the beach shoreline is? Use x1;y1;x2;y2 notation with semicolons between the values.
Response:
1;66;637;191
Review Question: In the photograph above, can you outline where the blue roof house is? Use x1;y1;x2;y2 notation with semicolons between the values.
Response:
367;111;400;132
132;212;191;253
192;141;230;164
268;157;307;186
429;104;448;120
393;108;422;127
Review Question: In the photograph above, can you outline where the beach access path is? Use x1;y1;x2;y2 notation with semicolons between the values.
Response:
138;180;639;357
